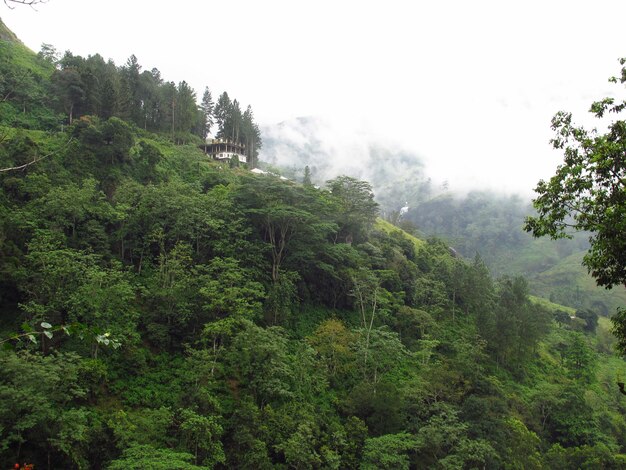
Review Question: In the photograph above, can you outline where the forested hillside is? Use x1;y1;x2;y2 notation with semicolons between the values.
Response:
261;115;626;317
2;20;626;470
403;192;626;315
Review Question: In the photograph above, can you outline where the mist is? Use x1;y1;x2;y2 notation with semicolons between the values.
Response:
260;114;552;214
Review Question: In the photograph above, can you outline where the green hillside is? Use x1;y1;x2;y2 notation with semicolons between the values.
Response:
2;20;626;470
531;251;626;315
402;191;626;317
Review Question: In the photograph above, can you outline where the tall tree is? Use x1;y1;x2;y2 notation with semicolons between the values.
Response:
50;67;84;124
119;54;142;124
302;166;312;186
199;86;214;139
242;105;262;167
327;176;379;244
225;99;242;142
214;91;231;139
523;58;626;352
174;80;198;138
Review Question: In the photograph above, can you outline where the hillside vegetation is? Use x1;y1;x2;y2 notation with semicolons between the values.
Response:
404;191;626;314
262;117;626;317
1;21;626;470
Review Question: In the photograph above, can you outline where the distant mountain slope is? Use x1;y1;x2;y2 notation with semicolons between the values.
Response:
406;191;626;314
530;251;626;314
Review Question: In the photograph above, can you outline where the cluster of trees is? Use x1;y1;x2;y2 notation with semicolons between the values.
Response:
0;34;261;164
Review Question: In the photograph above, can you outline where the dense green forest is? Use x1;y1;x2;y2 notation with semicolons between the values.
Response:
2;19;626;470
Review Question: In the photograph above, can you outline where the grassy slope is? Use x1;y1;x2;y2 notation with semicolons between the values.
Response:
530;251;626;314
0;20;57;129
375;218;426;253
529;295;576;315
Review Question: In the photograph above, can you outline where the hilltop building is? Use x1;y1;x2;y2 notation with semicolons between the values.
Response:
200;139;247;164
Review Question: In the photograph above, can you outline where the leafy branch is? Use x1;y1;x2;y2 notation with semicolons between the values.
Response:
1;320;122;351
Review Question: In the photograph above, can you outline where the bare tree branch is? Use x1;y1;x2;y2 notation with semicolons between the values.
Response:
3;0;47;9
0;136;73;173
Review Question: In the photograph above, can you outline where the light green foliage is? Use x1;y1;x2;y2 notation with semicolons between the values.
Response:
393;306;434;349
308;318;357;381
360;432;413;470
278;422;323;469
0;39;56;129
68;262;138;344
543;443;624;469
107;444;205;470
374;218;425;252
353;327;408;384
200;257;265;321
108;407;175;450
225;322;294;407
37;177;116;243
502;417;542;469
179;408;225;467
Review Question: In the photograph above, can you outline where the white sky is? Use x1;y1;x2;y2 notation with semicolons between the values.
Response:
4;0;626;195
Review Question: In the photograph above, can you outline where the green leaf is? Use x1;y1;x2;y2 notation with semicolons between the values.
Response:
27;334;37;344
21;322;33;333
44;330;53;339
41;321;52;329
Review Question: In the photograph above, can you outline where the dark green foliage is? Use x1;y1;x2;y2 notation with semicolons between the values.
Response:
326;175;379;244
576;308;599;333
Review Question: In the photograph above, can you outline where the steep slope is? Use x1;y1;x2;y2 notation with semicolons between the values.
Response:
0;17;20;43
0;18;56;129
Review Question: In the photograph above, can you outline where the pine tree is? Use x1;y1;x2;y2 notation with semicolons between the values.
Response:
303;166;312;186
200;86;214;139
119;54;142;124
242;105;262;168
214;91;231;139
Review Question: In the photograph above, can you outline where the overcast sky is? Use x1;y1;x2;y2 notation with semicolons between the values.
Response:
4;0;626;195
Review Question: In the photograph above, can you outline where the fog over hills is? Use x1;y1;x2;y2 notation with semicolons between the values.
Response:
259;113;553;213
260;116;438;214
260;117;626;313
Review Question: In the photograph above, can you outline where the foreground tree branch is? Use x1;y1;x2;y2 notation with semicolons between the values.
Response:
0;136;73;172
3;0;47;8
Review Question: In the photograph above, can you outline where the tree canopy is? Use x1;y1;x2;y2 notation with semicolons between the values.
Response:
524;58;626;351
